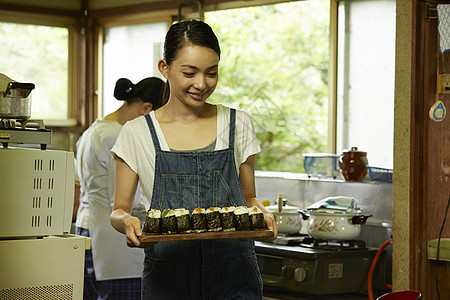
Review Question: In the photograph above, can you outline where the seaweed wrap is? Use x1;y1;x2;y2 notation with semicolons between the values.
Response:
161;209;177;234
175;208;191;233
143;209;161;235
234;206;251;231
249;206;266;230
191;207;207;233
220;206;236;231
205;207;222;232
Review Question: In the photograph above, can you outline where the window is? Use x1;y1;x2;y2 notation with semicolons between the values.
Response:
205;1;330;172
336;0;395;168
0;16;75;125
98;0;395;172
102;21;169;117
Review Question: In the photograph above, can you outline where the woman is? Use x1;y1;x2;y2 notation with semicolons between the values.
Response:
110;20;277;299
76;77;164;299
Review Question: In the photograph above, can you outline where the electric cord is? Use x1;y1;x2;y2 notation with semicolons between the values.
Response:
435;193;450;300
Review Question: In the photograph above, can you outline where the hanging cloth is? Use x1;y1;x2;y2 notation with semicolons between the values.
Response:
437;4;450;53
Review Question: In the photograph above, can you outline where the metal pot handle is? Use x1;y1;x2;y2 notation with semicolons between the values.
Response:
351;214;372;224
4;82;35;97
298;210;310;220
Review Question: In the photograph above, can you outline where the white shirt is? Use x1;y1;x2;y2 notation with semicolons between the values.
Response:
111;104;261;211
76;120;122;229
76;119;144;281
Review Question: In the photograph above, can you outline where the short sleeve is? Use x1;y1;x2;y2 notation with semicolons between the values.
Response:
111;122;139;174
235;109;261;166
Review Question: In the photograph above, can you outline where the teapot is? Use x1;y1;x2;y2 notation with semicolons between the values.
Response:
339;147;368;182
266;194;302;235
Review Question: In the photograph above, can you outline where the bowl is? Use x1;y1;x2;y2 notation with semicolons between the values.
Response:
302;153;340;179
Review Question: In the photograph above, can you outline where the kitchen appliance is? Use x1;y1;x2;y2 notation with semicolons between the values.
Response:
0;147;75;237
0;118;52;150
0;75;89;299
0;234;90;299
0;79;72;237
255;235;386;299
0;73;52;150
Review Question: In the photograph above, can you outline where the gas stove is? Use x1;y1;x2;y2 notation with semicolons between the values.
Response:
0;118;52;149
255;235;386;299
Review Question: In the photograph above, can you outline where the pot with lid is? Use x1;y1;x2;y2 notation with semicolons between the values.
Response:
0;73;35;121
299;196;371;240
266;194;302;235
339;147;368;182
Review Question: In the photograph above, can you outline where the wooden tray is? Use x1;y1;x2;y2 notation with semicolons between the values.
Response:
139;230;274;247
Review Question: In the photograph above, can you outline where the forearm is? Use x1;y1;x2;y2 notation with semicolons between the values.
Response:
110;156;143;246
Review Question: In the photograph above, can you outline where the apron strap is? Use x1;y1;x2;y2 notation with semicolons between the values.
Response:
229;108;236;149
145;113;162;152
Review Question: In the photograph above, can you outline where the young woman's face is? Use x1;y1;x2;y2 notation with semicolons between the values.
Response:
163;44;219;107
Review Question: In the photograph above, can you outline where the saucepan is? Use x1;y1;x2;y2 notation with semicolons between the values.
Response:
0;74;35;120
298;196;371;240
299;208;371;240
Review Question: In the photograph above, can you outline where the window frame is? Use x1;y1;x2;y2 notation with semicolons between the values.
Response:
0;9;80;127
95;14;172;120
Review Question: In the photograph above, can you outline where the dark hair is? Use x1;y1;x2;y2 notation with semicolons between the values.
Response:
114;77;165;109
164;20;220;64
162;20;220;102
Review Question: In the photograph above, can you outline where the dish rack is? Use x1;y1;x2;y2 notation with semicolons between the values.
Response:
368;166;393;183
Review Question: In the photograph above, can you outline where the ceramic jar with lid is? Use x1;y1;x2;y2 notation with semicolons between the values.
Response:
339;147;368;182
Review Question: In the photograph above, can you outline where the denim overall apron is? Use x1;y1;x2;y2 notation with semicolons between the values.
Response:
142;109;263;300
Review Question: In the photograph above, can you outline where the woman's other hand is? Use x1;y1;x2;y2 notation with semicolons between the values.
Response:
122;214;143;248
262;211;277;241
263;211;277;236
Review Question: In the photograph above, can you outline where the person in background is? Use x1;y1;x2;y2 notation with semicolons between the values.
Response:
75;77;165;300
110;20;277;299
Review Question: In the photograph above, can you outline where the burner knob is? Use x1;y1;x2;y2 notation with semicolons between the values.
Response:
293;267;307;283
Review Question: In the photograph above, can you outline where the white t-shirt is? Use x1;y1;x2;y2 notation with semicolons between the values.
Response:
111;104;261;211
75;119;122;229
75;119;145;280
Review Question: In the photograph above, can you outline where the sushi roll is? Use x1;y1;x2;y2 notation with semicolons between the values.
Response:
220;206;236;232
249;206;265;230
175;208;191;233
161;209;177;234
143;209;161;235
191;207;207;233
234;206;251;231
205;207;222;232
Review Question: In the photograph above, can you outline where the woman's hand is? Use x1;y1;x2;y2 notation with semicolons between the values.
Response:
263;211;277;236
261;210;277;242
122;214;144;248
